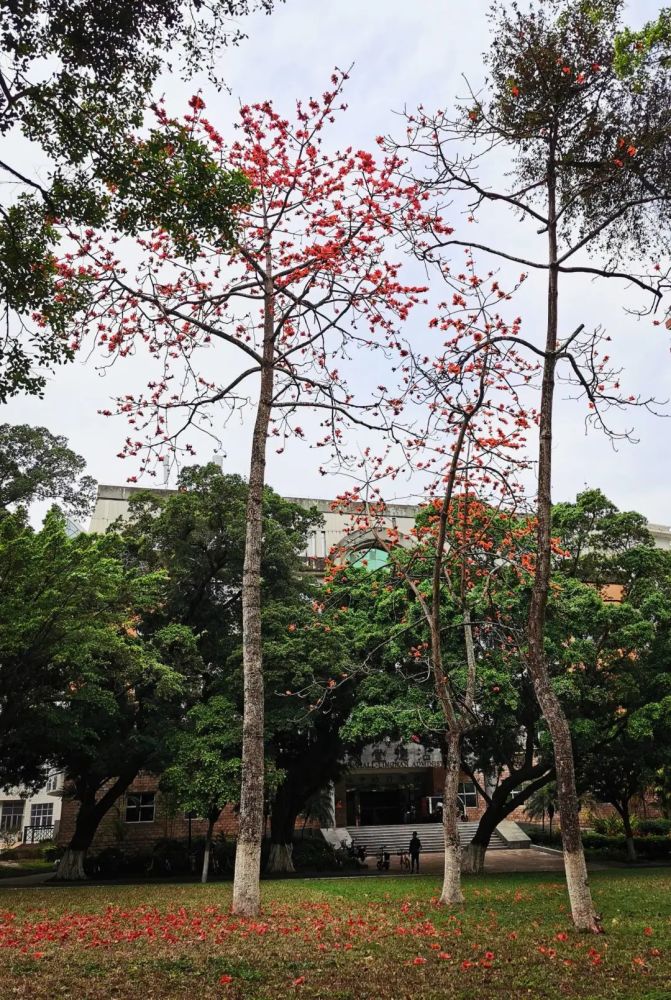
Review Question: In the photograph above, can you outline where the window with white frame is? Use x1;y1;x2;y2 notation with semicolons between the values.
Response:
125;792;155;823
30;803;54;827
458;782;478;809
0;801;25;830
46;773;60;793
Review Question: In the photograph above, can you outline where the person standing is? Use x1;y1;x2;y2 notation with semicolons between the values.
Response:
409;831;422;873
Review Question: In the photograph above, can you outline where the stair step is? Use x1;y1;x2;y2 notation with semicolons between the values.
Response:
343;822;508;851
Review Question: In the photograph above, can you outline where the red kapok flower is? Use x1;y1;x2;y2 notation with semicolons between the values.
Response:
219;974;233;984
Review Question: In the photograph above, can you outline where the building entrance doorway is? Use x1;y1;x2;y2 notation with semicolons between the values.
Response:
358;788;402;825
344;769;433;826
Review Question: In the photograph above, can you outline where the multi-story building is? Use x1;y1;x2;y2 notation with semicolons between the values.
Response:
0;772;65;846
54;484;670;857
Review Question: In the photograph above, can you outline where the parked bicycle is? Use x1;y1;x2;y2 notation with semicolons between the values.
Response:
376;847;391;871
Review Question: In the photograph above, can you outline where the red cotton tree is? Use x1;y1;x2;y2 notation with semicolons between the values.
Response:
325;262;537;904
59;72;425;916
385;0;671;931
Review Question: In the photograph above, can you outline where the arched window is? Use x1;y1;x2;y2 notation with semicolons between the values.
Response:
348;546;389;572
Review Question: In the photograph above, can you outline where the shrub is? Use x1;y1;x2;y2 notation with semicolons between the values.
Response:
588;814;639;836
637;818;671;836
518;824;562;847
0;840;56;861
635;835;671;859
148;838;190;875
581;832;671;860
87;847;127;877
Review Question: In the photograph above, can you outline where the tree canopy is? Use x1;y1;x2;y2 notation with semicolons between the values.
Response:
0;0;276;399
0;423;96;518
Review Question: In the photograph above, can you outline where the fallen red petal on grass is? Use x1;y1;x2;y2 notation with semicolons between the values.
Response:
219;974;233;984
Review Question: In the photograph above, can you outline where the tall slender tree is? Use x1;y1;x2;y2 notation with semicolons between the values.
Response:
390;0;671;930
62;87;423;912
325;267;536;903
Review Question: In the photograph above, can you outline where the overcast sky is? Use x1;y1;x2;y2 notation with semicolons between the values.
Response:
4;0;671;525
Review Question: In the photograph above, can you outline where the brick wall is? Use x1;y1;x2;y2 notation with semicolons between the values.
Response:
57;772;240;853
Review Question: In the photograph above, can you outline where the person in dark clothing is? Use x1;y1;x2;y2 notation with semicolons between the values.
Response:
409;832;422;873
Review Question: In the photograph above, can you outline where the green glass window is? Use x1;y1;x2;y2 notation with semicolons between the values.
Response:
349;547;389;572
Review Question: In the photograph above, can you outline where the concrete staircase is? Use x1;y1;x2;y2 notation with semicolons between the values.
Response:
344;821;507;855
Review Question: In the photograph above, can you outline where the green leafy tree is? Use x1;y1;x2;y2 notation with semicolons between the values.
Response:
120;466;360;874
52;621;202;880
0;0;275;398
258;598;360;872
614;9;671;78
0;509;157;788
0;423;96;518
161;696;242;883
0;506;201;878
525;784;558;836
557;492;671;862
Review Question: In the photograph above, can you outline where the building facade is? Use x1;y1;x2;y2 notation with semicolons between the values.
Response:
52;484;671;856
0;772;64;846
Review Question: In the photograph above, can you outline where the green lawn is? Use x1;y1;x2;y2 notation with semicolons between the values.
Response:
0;859;54;880
0;870;669;999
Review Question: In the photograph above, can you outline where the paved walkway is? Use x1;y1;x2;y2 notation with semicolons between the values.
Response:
372;847;608;876
0;870;57;887
0;847;611;889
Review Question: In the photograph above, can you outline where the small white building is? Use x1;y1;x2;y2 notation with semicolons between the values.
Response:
0;772;64;846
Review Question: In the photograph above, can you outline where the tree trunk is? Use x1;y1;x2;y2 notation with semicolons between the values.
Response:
266;788;299;874
232;250;276;918
526;147;601;933
462;803;500;875
267;842;294;873
619;805;637;863
462;840;486;875
439;730;464;905
54;770;140;882
55;847;87;881
202;816;215;884
54;799;100;881
462;754;554;875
